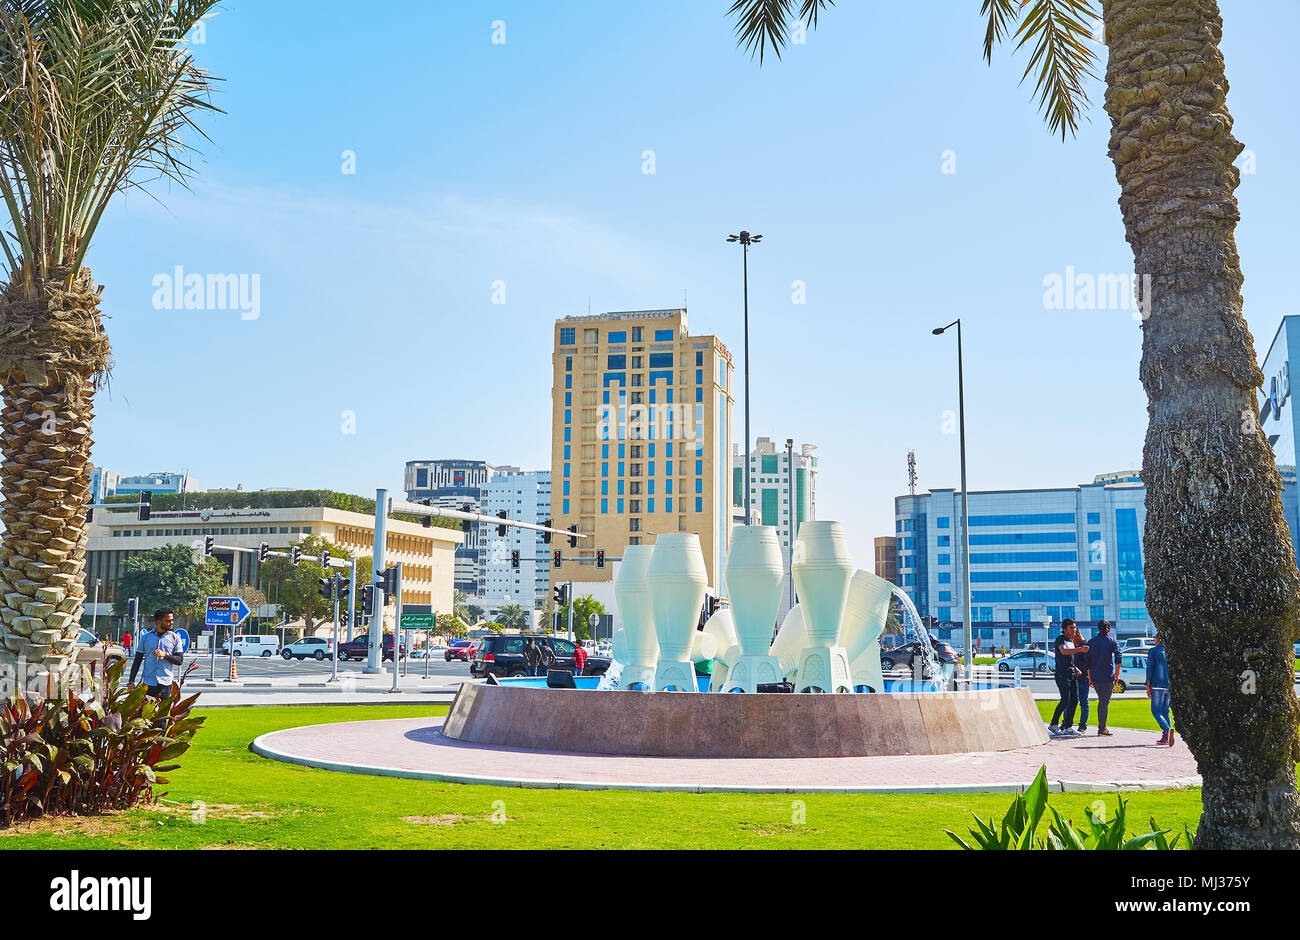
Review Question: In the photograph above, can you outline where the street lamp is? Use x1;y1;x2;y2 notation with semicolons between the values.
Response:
786;437;795;612
727;230;762;525
933;319;972;681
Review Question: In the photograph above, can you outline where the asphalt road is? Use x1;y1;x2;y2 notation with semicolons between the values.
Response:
184;650;473;682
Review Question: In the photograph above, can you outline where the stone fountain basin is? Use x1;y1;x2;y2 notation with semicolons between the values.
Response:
442;683;1047;759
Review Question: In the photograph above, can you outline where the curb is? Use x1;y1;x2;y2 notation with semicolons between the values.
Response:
249;727;1203;796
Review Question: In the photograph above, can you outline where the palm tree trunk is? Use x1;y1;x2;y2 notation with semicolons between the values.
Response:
0;265;108;699
1103;0;1300;848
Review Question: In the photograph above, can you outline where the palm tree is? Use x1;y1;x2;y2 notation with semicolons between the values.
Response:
727;0;1300;848
452;590;471;623
497;604;528;632
0;1;218;692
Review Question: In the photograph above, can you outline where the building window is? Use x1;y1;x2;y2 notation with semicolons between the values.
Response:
937;535;950;546
1090;589;1104;600
1090;569;1103;582
655;329;673;341
630;500;641;513
666;498;673;512
695;497;702;512
1090;606;1105;621
560;328;575;346
583;328;597;343
631;327;643;342
1087;512;1101;524
938;554;950;565
608;330;627;343
630;517;640;531
937;517;950;528
938;572;952;583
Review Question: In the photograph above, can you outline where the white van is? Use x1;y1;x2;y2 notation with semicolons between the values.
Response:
227;634;279;657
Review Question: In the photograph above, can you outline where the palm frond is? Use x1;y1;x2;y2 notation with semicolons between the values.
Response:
727;0;833;63
0;0;222;285
980;0;1019;64
985;0;1099;140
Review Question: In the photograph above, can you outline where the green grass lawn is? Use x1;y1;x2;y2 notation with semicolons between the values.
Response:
0;700;1201;850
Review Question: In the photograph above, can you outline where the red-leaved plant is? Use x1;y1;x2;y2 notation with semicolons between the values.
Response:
0;659;204;824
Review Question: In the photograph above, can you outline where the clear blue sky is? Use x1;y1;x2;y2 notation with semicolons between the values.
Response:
87;0;1300;566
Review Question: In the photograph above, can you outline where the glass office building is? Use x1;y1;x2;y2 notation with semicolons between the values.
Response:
895;473;1150;645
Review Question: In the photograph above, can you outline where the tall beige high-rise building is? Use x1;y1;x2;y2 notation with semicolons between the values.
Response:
550;309;734;590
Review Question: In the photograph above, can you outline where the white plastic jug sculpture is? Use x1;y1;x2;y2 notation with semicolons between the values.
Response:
790;521;854;692
647;533;708;691
723;526;786;692
613;544;658;690
700;607;740;691
839;569;893;692
769;604;808;683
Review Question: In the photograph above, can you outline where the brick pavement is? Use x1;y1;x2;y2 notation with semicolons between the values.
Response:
252;717;1201;794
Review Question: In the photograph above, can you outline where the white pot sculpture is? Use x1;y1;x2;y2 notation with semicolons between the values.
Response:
723;526;786;692
700;607;740;691
839;569;893;692
790;520;854;693
613;544;658;690
769;604;808;682
646;533;708;691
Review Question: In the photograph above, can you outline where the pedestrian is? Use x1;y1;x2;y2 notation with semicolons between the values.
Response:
121;631;131;652
573;640;588;677
538;639;556;675
1085;620;1122;736
1146;632;1173;746
1074;624;1092;733
524;637;542;677
1048;619;1088;736
127;609;184;697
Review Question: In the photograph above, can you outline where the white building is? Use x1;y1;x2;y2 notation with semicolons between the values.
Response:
478;470;551;614
730;437;818;618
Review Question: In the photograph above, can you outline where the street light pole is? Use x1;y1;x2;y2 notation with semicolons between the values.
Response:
91;578;100;638
786;437;795;614
933;319;973;681
727;230;762;525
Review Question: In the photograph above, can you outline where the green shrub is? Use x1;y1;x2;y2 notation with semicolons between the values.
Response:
0;660;204;824
944;765;1188;849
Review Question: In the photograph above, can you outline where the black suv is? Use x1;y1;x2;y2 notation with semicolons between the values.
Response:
469;634;610;679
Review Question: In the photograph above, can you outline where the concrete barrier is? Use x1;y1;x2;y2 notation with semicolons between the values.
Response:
441;684;1048;758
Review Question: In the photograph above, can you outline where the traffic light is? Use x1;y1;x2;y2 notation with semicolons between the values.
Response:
568;524;578;548
87;506;93;524
126;598;138;623
361;584;375;617
320;549;330;569
318;577;334;601
553;583;568;606
596;549;605;569
510;550;520;569
336;577;350;602
258;541;270;563
379;566;399;600
203;535;214;556
422;498;433;528
496;510;508;537
137;490;151;521
291;545;302;566
353;609;363;628
282;611;290;625
553;550;562;569
541;518;552;545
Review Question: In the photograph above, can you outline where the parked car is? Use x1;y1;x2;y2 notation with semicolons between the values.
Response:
470;633;611;679
1114;653;1149;693
880;637;959;671
445;639;475;662
995;649;1052;674
281;637;334;661
221;634;280;657
338;633;406;662
74;629;128;672
1122;637;1158;654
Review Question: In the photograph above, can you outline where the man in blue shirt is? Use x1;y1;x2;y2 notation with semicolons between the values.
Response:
1146;632;1173;746
1084;620;1122;736
128;609;185;697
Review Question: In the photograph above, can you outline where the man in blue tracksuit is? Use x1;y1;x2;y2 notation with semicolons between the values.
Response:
1146;633;1173;746
1084;620;1122;735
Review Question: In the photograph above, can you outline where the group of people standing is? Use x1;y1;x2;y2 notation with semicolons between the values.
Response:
1048;618;1173;745
522;637;588;677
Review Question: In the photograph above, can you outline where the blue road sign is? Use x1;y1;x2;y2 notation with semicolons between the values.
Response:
176;628;191;654
205;596;251;628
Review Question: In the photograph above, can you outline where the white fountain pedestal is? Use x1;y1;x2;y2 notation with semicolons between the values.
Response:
795;646;853;693
654;659;697;692
620;664;656;690
723;654;784;693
